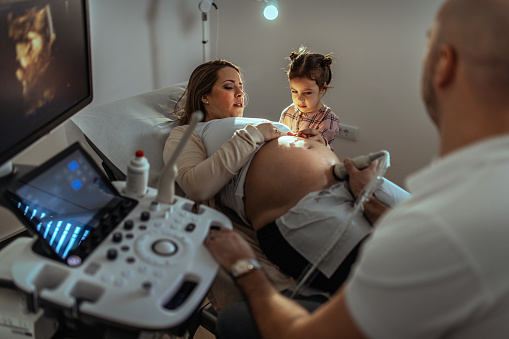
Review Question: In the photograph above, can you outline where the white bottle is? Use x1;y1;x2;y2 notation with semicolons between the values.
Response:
125;150;150;197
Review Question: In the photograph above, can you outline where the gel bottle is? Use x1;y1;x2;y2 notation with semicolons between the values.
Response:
125;150;150;197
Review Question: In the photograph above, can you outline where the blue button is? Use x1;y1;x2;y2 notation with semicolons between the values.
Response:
68;161;79;172
71;179;83;191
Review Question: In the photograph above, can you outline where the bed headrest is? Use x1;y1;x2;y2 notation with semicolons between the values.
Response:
69;82;187;187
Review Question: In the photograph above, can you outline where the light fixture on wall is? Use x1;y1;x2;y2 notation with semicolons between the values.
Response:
258;0;279;20
199;0;218;62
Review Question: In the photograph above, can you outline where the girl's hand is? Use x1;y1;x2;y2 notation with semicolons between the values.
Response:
297;128;328;146
255;122;284;142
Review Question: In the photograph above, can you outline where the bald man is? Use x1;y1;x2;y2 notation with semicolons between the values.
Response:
205;0;509;338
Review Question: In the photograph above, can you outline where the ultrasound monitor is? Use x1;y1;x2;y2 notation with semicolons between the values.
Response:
0;0;93;175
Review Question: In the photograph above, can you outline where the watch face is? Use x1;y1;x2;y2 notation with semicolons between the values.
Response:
231;258;260;278
232;261;248;275
238;261;250;270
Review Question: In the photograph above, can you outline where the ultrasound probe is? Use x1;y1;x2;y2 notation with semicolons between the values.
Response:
333;151;389;180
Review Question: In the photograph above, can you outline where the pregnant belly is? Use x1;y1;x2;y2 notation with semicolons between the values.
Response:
244;136;339;230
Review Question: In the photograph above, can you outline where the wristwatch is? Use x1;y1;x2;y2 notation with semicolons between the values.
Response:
230;258;261;279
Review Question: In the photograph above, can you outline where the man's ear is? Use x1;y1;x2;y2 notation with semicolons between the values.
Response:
435;45;456;87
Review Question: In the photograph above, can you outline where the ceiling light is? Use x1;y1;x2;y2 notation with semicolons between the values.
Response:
258;0;279;20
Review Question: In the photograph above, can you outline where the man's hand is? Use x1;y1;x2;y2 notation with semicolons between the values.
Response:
344;158;388;224
343;158;378;198
204;228;256;270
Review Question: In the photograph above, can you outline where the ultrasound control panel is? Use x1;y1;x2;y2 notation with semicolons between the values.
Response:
0;143;232;331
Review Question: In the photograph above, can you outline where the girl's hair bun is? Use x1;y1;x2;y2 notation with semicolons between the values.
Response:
289;51;300;61
322;55;333;67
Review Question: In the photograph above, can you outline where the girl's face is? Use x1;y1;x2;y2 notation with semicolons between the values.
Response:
289;76;325;113
202;67;244;121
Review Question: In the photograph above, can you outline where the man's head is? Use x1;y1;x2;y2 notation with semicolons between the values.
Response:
422;0;509;129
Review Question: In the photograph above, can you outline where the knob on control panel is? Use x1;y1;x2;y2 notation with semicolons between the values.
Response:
141;211;150;221
107;249;118;260
124;220;134;230
112;232;122;243
141;281;153;295
149;201;159;211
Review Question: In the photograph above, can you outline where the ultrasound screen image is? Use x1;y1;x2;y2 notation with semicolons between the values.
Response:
7;145;123;260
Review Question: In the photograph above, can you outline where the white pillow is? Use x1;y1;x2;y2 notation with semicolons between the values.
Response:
69;82;186;187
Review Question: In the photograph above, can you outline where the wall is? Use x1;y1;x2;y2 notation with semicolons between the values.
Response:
86;0;205;105
210;0;443;188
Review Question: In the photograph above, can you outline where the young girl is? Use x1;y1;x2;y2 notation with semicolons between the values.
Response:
279;46;340;150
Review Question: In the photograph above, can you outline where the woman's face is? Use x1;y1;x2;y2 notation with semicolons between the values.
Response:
202;66;244;121
289;76;325;114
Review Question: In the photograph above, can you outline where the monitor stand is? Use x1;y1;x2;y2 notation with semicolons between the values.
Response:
0;162;35;247
0;162;35;209
0;161;13;178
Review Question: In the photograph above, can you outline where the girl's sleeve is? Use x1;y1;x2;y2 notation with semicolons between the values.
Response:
321;110;340;148
279;105;293;130
279;108;286;124
163;124;265;202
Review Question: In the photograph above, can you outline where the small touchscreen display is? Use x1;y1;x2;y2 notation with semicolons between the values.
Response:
5;143;137;264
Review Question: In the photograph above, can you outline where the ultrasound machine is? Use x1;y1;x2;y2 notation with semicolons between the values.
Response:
0;1;230;338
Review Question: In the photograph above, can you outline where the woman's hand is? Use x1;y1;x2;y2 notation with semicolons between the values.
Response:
297;128;328;146
255;122;285;142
